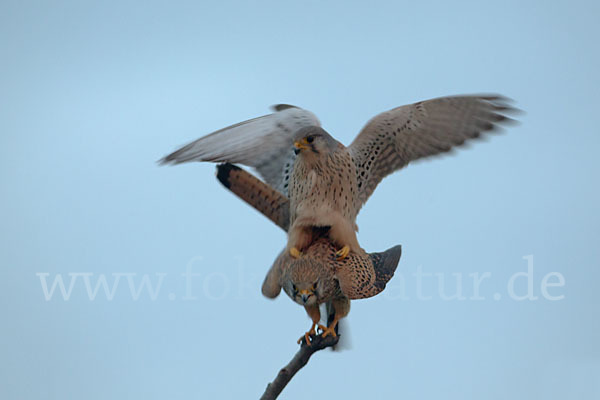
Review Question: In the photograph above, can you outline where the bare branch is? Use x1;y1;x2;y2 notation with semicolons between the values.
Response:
260;334;340;400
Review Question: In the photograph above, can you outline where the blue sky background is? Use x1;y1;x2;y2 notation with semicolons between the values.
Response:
1;0;599;399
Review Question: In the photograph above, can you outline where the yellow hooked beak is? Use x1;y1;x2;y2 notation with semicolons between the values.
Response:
294;140;309;151
298;289;313;303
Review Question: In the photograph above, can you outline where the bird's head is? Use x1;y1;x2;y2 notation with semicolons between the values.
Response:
292;126;339;157
283;257;325;307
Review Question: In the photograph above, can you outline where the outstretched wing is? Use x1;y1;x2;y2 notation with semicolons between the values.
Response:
348;95;517;208
161;105;320;195
215;163;290;231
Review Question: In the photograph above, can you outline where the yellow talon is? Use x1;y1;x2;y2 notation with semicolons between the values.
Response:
335;245;350;260
320;324;338;339
297;331;312;346
298;323;321;345
290;247;302;259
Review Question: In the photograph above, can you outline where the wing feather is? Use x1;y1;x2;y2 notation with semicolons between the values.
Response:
161;105;320;194
348;95;517;207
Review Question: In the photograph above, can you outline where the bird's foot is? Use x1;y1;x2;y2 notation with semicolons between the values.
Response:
290;247;302;259
335;245;350;260
320;324;338;339
298;324;327;346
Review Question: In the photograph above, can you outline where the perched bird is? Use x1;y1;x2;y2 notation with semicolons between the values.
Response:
268;238;401;345
216;163;402;344
161;95;516;260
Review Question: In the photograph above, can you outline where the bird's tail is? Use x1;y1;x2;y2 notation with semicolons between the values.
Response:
215;163;290;231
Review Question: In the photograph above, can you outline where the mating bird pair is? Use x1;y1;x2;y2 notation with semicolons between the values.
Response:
162;95;516;344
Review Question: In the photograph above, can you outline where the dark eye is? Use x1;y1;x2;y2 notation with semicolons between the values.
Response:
306;135;314;144
292;284;297;292
312;282;317;290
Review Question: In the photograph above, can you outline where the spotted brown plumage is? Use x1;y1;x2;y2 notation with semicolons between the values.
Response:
216;163;402;344
162;95;516;261
263;237;402;302
347;95;516;210
287;131;361;259
264;237;401;344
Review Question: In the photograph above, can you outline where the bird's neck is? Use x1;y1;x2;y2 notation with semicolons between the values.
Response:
297;152;323;169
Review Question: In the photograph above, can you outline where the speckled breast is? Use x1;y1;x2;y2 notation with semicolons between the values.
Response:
289;151;359;225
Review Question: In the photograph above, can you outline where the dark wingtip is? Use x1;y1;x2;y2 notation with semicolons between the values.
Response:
370;245;402;291
216;163;241;189
157;152;181;166
157;155;171;166
384;245;403;270
271;104;298;112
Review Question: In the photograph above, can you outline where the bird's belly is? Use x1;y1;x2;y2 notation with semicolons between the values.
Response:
293;187;356;229
295;202;339;227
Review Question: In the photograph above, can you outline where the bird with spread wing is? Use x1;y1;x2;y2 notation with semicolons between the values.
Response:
161;95;516;260
215;163;402;345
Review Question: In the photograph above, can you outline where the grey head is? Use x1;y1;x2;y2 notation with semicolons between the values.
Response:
282;257;329;307
292;126;340;156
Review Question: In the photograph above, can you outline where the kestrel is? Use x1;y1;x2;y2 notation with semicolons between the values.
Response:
162;95;516;261
216;163;402;345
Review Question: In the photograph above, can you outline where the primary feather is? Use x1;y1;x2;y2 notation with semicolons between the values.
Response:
161;105;320;195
